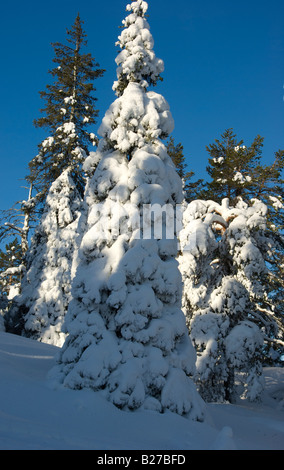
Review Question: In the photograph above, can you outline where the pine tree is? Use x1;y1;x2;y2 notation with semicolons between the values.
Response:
179;197;277;402
205;129;284;220
1;15;105;298
166;137;204;201
204;129;264;203
28;14;105;212
204;129;284;363
6;170;82;345
50;0;204;420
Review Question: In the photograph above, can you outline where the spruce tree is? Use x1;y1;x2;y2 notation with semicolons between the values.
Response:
112;1;164;97
166;137;204;201
51;0;204;420
7;170;82;345
28;14;105;211
179;198;270;402
205;129;284;212
204;129;284;363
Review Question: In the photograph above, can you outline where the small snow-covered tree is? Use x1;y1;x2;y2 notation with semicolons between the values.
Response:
179;198;272;402
6;170;81;346
51;0;204;420
0;238;24;328
112;0;164;97
0;182;36;262
0;239;23;299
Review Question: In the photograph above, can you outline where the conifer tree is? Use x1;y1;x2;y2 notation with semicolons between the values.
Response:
203;129;284;363
166;137;204;201
0;238;23;300
51;0;204;420
204;129;261;201
0;238;23;330
0;182;36;265
6;170;82;345
205;128;284;212
28;14;105;212
179;198;272;402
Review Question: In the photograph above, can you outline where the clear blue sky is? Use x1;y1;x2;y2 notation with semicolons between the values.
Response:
0;0;283;213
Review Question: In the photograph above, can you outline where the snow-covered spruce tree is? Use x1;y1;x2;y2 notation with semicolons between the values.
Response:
179;198;270;402
28;14;105;213
5;16;104;344
6;170;81;346
51;0;204;420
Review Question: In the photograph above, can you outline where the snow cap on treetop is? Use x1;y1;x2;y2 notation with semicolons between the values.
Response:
126;0;148;14
113;0;164;96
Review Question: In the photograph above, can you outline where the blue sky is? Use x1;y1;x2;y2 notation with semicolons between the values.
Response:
0;0;283;214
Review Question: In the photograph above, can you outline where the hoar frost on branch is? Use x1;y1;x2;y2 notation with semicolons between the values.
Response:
50;0;204;420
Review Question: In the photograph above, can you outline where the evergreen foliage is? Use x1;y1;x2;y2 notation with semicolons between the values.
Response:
166;137;204;202
203;129;284;363
0;182;36;262
179;198;272;402
1;15;105;340
1;0;283;416
204;129;284;235
0;238;23;299
6;170;82;345
28;14;105;211
51;0;205;420
205;129;265;203
113;0;164;97
0;238;23;330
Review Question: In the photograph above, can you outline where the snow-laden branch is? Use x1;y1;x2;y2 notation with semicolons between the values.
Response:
0;264;26;279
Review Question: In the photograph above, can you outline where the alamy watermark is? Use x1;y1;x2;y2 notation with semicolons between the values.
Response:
88;202;195;252
89;202;182;238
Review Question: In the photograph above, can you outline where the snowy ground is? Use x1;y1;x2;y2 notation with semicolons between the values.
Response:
0;331;283;450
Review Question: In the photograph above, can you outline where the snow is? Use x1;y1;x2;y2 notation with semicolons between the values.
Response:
50;10;199;417
6;170;82;347
178;197;280;402
98;83;174;153
0;331;283;450
113;0;164;96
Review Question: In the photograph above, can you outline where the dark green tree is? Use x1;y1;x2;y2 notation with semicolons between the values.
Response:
166;137;204;202
204;129;265;203
28;14;105;211
204;129;284;364
204;129;284;212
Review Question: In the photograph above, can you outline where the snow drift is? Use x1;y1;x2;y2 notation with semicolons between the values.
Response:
0;331;283;450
